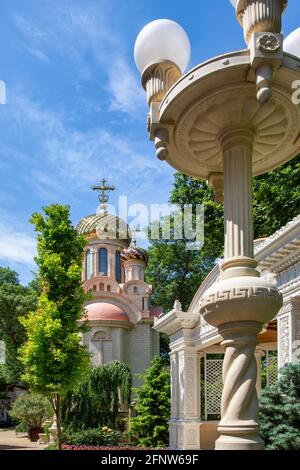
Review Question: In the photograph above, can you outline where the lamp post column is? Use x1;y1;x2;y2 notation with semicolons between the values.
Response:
221;129;254;264
217;129;264;449
200;129;282;450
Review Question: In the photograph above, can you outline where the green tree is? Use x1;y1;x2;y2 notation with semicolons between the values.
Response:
0;267;37;383
146;175;223;313
259;361;300;450
19;204;90;449
147;155;300;314
253;154;300;238
131;356;170;448
62;362;132;431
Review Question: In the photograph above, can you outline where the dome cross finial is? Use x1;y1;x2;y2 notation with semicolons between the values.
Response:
91;179;115;211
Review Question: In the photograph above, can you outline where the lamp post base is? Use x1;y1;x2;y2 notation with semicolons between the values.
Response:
200;274;282;451
215;432;264;451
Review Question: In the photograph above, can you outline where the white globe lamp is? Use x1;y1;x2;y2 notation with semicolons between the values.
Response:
284;28;300;58
134;19;191;104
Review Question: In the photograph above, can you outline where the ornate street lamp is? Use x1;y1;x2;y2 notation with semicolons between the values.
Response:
135;0;300;450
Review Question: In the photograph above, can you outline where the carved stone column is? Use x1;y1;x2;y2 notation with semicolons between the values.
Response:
222;129;254;262
278;297;300;368
176;346;201;450
169;351;179;449
154;302;201;450
291;297;300;363
218;322;262;448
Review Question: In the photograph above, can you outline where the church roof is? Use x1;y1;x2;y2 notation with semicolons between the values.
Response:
85;302;130;322
121;245;148;264
77;212;131;240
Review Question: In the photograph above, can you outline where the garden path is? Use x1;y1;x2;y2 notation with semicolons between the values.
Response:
0;428;47;450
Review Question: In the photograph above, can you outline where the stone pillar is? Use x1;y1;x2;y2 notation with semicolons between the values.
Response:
91;247;97;277
217;322;263;449
291;297;300;363
278;297;300;368
169;351;179;449
200;129;282;450
176;346;201;450
98;338;104;366
108;247;115;279
222;129;254;261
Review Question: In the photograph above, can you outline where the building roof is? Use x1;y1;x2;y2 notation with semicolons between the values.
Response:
254;214;300;273
77;211;131;240
85;302;130;322
121;245;149;264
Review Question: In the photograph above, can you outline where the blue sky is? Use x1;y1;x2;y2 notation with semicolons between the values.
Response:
0;0;299;284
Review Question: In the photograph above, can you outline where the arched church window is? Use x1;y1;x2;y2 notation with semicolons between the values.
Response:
99;248;107;276
134;286;138;295
107;285;111;292
99;283;104;291
115;251;121;283
85;250;92;280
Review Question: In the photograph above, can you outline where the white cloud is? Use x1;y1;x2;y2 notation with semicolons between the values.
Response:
0;219;36;267
3;91;166;202
13;6;144;117
107;57;145;115
14;15;48;42
27;48;49;62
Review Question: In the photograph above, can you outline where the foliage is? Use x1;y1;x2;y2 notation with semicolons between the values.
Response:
146;175;223;313
253;154;300;238
0;267;37;383
44;443;59;450
9;393;53;429
259;361;300;450
147;155;300;315
19;204;91;448
131;356;170;448
15;421;28;433
0;365;12;385
62;362;132;431
62;427;122;447
159;333;170;360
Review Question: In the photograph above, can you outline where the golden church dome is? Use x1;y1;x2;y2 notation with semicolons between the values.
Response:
77;212;131;241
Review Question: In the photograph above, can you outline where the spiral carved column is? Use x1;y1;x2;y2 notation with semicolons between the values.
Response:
216;322;263;449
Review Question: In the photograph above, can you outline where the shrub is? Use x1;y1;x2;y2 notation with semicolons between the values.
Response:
259;361;300;450
15;422;28;433
9;393;53;430
62;427;122;447
62;362;132;431
131;356;170;448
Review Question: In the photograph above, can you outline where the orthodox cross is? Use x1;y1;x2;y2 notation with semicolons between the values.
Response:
91;179;115;205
